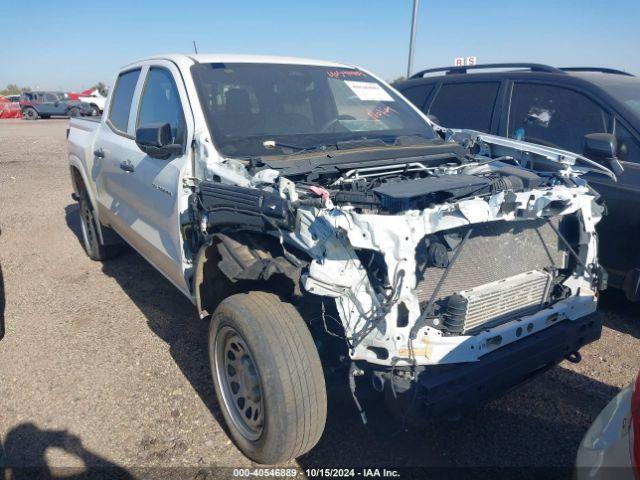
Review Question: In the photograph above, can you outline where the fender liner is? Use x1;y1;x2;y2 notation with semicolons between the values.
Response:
194;232;306;318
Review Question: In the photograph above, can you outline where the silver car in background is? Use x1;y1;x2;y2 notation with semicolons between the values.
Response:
576;371;639;479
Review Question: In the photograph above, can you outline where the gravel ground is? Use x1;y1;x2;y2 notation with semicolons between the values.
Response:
0;119;638;478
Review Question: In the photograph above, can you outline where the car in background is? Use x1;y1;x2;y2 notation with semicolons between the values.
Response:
0;95;21;119
20;91;91;119
395;64;640;302
77;90;106;116
576;370;639;479
4;94;20;103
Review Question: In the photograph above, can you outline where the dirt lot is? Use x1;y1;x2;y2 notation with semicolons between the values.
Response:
0;119;638;477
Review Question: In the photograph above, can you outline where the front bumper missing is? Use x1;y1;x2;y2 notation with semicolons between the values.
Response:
384;312;601;419
300;183;601;366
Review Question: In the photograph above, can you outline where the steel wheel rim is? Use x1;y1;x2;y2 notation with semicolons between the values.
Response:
214;325;264;441
79;201;96;253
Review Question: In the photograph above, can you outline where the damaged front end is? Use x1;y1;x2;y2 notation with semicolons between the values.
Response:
189;131;608;369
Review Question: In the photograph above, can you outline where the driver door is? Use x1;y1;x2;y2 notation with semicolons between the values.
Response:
98;62;193;294
39;93;58;116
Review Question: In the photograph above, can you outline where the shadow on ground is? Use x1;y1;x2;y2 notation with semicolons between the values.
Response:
64;204;228;431
63;203;623;473
599;289;640;339
1;226;5;342
0;423;131;480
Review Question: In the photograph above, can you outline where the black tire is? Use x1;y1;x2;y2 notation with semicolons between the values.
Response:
22;107;38;120
77;191;121;261
209;292;327;464
68;107;80;118
90;104;101;116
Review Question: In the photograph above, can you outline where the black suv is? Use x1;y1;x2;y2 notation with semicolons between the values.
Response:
395;63;640;301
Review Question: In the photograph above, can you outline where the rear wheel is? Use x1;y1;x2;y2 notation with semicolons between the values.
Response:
22;107;38;120
68;107;80;118
77;191;121;261
89;104;101;116
209;292;327;464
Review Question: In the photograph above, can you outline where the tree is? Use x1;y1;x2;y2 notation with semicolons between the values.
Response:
390;76;406;84
0;84;21;95
0;84;31;96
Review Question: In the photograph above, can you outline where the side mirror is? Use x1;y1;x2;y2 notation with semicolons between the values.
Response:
135;122;182;159
583;133;624;177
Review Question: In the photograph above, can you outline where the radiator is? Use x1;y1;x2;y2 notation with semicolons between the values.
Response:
414;217;569;332
452;270;552;333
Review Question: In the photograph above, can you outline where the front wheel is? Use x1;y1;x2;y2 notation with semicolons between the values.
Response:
89;105;101;116
68;107;80;118
22;107;38;120
209;292;327;464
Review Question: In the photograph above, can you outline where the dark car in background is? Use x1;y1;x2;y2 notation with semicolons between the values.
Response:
395;63;640;301
19;91;91;120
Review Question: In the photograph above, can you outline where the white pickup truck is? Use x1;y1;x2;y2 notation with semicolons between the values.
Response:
67;54;613;464
77;90;107;116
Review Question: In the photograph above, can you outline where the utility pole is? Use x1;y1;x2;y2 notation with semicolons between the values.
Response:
406;0;420;78
193;40;199;54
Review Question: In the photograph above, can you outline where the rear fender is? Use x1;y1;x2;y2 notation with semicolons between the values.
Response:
68;155;105;245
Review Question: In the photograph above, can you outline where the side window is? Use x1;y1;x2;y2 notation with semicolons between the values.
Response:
399;84;434;111
43;93;57;102
508;83;609;154
108;69;141;133
615;120;640;163
428;82;500;132
137;68;186;145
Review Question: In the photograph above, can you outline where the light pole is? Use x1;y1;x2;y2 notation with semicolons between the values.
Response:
406;0;420;78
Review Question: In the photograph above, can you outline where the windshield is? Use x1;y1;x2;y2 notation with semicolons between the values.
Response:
191;63;437;158
600;77;640;118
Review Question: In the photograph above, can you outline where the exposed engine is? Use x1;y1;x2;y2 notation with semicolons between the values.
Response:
191;131;607;368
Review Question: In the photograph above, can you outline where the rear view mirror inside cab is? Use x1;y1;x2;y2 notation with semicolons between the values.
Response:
135;122;182;160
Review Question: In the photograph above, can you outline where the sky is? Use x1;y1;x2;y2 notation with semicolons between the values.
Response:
1;0;639;91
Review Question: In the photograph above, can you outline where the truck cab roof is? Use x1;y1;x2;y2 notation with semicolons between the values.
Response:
122;53;353;70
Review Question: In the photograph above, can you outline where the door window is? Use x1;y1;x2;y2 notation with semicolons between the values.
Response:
43;93;57;102
428;82;500;132
615;120;640;163
508;83;609;153
399;84;434;111
137;68;186;145
108;69;141;133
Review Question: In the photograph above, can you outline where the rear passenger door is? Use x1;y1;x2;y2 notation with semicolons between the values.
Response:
427;81;502;133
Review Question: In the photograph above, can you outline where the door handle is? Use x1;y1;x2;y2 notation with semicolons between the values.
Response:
119;160;135;173
93;148;105;158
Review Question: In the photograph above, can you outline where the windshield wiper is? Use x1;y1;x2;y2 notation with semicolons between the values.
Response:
336;134;437;151
263;140;336;156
